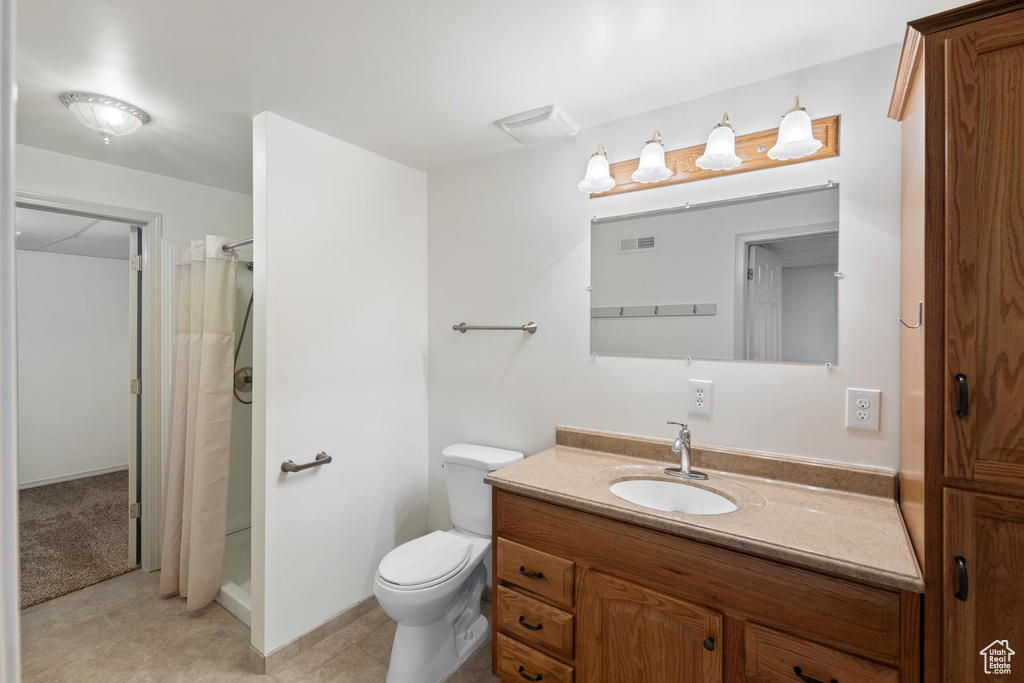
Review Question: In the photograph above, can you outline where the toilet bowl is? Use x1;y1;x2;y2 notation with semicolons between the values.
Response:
374;444;523;683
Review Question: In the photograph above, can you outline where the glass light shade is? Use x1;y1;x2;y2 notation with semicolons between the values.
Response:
60;92;150;145
631;131;673;184
695;115;741;171
578;145;616;194
767;98;821;161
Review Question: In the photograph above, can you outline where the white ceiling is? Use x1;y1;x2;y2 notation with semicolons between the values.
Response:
15;206;130;260
762;232;839;268
16;0;963;195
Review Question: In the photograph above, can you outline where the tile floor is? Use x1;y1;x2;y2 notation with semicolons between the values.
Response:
20;569;499;682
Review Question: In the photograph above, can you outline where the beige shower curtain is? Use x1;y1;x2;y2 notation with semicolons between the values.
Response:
160;236;238;610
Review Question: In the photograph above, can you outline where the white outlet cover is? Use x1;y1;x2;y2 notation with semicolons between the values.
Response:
846;388;880;431
689;379;713;416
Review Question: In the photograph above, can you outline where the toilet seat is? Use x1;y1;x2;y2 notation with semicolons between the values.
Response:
378;531;472;591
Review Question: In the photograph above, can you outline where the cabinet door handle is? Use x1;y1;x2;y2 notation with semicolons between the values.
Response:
955;556;969;601
703;637;715;651
518;616;543;631
518;666;543;681
793;667;838;683
954;373;969;417
518;566;544;580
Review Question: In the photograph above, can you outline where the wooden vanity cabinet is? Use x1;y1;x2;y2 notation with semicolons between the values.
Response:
491;489;921;683
577;571;723;682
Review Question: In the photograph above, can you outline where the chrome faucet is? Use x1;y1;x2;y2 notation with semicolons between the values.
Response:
665;421;708;480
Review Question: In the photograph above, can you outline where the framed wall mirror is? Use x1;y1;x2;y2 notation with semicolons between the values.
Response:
590;184;839;364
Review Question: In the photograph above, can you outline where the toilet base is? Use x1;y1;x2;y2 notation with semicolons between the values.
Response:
384;564;489;683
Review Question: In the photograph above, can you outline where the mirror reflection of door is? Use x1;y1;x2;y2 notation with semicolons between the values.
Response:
741;232;838;364
746;245;782;361
590;184;839;363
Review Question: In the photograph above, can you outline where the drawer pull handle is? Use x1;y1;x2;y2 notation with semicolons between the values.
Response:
518;666;543;682
703;637;715;651
954;556;969;601
954;373;969;417
793;667;837;683
519;566;544;580
518;616;543;631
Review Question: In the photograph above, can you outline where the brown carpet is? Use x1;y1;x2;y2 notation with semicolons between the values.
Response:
19;470;138;608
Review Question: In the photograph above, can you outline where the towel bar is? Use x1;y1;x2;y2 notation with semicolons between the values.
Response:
453;322;537;334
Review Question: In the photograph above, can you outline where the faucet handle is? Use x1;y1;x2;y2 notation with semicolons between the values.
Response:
667;421;690;439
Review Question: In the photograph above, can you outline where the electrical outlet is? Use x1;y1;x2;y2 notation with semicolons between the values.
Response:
689;380;713;416
846;388;881;431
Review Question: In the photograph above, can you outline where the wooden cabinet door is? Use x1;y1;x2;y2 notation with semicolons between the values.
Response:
945;12;1024;487
578;570;722;683
944;489;1024;681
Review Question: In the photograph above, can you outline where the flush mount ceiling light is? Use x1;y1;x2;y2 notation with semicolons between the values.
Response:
59;92;150;145
695;113;742;171
631;130;673;184
767;96;822;161
578;145;616;194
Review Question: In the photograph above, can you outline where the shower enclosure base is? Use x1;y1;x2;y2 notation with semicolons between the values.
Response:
217;527;251;626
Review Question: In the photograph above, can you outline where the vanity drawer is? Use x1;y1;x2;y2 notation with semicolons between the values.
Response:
745;623;898;683
496;585;574;660
497;538;575;607
495;633;573;683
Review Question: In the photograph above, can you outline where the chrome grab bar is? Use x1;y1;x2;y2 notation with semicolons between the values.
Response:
453;322;537;334
281;451;332;473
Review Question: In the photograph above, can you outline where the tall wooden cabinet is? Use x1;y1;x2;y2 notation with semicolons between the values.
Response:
891;2;1024;681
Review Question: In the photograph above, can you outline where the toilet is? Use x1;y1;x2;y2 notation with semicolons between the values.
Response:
374;444;524;683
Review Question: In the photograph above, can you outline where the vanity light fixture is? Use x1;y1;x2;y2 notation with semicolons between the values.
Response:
578;144;616;194
767;96;822;161
59;92;150;145
630;130;673;184
695;113;742;171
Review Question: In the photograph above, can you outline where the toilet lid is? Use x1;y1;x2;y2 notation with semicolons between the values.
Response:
378;531;472;587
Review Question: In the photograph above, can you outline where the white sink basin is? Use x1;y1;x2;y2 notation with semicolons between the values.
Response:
609;479;737;515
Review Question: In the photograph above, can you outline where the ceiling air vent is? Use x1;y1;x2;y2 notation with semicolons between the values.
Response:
496;105;580;146
620;236;656;254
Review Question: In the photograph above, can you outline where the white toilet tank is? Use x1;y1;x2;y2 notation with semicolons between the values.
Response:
442;444;524;537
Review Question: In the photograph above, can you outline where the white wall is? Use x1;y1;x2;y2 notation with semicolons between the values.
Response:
781;265;838;363
591;188;838;359
16;250;128;486
16;145;253;245
252;112;428;655
427;45;902;530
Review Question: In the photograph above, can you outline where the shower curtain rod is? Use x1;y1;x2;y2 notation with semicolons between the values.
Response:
222;237;253;252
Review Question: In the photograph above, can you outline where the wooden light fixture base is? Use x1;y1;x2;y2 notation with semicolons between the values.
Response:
592;115;840;199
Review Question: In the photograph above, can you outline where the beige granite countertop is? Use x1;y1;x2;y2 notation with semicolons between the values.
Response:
485;433;924;593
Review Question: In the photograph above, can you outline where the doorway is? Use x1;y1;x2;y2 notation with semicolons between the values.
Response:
14;193;164;607
14;204;142;605
741;230;839;363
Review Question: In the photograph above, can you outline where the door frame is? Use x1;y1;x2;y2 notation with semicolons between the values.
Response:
1;0;20;675
15;190;164;572
732;220;840;362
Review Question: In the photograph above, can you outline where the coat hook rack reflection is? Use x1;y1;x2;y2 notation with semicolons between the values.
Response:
453;322;537;334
